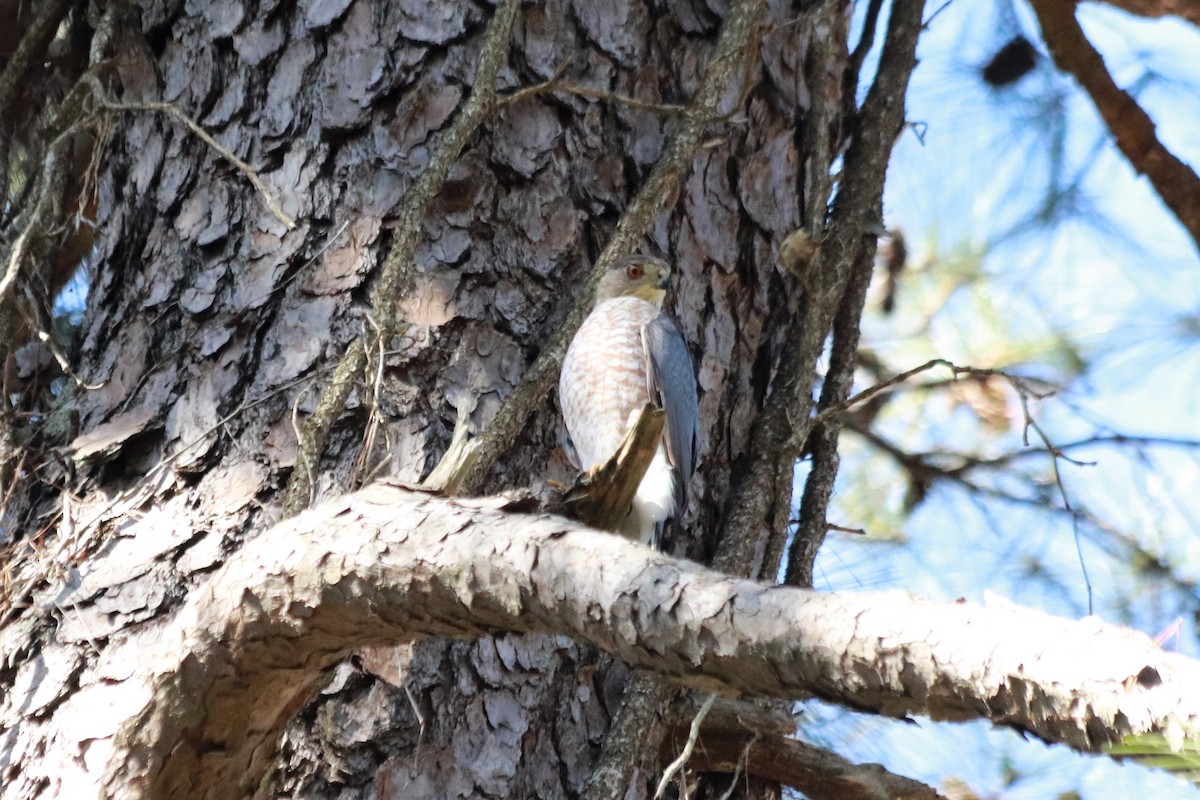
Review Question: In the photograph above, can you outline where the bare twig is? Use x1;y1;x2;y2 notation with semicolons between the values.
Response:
845;418;1200;601
942;434;1200;475
654;694;715;799
501;79;686;116
0;226;34;304
81;75;295;230
713;735;754;800
1013;391;1095;613
281;338;365;514
498;56;575;106
922;0;955;30
0;116;98;305
810;358;1053;428
499;55;685;115
30;322;106;391
350;318;388;488
812;358;946;425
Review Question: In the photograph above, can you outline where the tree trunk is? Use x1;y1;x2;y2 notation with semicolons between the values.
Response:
1;0;847;797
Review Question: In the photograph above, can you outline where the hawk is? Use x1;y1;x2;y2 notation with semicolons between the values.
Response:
559;255;699;547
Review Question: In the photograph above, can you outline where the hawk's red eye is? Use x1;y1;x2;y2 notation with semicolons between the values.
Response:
626;264;644;280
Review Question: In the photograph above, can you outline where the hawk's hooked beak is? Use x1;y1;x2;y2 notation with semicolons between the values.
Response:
656;273;670;290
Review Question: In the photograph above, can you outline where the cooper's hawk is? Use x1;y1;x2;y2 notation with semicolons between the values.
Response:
559;255;699;547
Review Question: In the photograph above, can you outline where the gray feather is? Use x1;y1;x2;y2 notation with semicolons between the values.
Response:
642;313;699;512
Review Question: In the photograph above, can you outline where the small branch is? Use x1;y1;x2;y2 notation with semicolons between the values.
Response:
0;117;92;304
0;114;93;359
714;737;753;800
668;694;796;737
29;316;106;391
582;672;676;800
280;338;365;514
715;0;925;576
785;241;876;588
0;225;34;305
1029;0;1200;254
810;358;1052;429
654;694;715;799
762;0;854;581
848;0;887;86
845;418;1200;601
796;0;851;235
421;401;478;494
497;56;576;107
942;434;1200;475
82;75;295;230
1091;0;1200;27
1012;391;1095;613
501;76;686;116
280;0;520;513
672;731;946;800
812;357;948;426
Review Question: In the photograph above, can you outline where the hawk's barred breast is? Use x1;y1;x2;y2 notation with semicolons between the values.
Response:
560;296;659;473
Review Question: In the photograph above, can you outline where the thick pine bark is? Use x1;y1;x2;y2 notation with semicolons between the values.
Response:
99;485;1200;799
4;1;1198;798
1;0;833;798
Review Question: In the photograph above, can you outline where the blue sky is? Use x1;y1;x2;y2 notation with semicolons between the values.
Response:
802;0;1200;796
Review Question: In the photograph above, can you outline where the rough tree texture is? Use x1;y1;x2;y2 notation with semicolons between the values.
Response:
94;485;1200;800
0;0;832;798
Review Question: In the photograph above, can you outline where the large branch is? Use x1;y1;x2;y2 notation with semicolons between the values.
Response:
1090;0;1200;27
104;484;1200;799
1030;0;1200;253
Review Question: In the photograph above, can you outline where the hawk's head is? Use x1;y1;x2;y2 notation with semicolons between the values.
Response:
596;255;672;306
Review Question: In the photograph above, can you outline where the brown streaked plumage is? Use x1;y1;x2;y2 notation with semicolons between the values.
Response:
559;255;699;546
